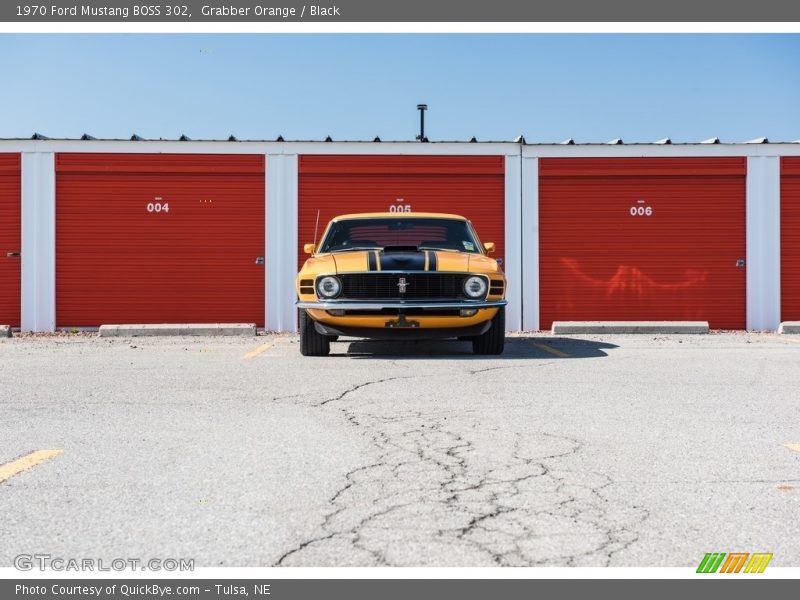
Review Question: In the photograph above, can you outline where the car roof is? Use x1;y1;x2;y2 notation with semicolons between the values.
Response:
330;212;469;221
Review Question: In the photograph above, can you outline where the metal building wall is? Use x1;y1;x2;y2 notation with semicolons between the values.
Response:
781;157;800;322
0;153;21;327
0;138;798;333
55;153;266;327
537;157;747;330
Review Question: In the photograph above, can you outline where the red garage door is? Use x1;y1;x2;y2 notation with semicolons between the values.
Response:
56;154;265;327
0;154;21;327
539;157;746;330
782;157;800;321
298;155;505;268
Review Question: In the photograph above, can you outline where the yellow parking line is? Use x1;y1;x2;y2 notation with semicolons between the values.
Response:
532;342;571;358
242;342;272;360
784;443;800;453
0;449;64;484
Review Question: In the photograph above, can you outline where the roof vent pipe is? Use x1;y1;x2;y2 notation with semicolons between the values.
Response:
416;104;428;142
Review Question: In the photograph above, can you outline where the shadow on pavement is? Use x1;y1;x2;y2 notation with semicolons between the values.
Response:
338;336;619;359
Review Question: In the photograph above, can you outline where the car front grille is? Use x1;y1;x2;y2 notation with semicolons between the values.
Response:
338;273;465;300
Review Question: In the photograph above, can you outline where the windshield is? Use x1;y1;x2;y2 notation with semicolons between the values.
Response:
318;218;483;254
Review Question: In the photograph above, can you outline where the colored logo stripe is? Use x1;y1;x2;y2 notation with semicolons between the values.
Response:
697;552;773;573
719;553;749;573
744;553;773;573
697;553;726;573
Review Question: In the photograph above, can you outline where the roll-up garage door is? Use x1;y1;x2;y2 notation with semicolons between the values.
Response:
782;157;800;321
0;154;21;327
539;157;747;330
298;155;505;268
56;154;265;327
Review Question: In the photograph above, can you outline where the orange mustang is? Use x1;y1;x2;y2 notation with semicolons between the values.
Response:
295;212;507;356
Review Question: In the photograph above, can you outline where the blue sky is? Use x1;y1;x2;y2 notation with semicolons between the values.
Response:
1;34;798;142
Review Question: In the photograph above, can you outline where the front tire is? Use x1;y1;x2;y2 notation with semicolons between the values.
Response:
299;309;330;356
472;307;505;355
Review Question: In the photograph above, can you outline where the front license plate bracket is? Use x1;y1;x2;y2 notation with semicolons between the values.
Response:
385;314;420;329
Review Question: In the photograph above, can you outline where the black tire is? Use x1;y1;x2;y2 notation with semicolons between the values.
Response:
299;309;330;356
472;307;505;355
328;335;339;341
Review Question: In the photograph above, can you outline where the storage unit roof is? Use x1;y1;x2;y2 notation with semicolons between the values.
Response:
5;133;800;145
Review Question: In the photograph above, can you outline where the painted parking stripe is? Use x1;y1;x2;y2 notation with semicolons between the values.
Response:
532;342;571;358
243;343;273;360
0;449;64;484
784;443;800;453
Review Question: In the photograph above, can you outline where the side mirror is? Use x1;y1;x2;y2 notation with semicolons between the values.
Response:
483;242;495;254
304;243;316;255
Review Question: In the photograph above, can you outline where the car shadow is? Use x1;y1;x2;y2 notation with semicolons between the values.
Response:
336;336;618;360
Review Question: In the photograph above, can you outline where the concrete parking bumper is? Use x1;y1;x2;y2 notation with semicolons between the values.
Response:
98;323;257;337
0;325;10;338
778;321;800;334
551;321;709;334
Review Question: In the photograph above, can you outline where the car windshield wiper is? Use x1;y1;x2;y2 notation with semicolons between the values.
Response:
328;246;382;253
417;246;462;253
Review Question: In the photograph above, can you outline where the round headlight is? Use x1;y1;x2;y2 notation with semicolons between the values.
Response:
316;276;341;298
463;276;488;299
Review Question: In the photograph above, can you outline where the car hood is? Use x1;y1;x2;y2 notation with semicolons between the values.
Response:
307;249;499;274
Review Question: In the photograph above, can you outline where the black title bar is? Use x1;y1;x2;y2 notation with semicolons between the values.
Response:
3;0;800;22
3;578;796;600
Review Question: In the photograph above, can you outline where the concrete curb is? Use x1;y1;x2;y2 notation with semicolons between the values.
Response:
552;321;709;335
99;324;257;337
778;321;800;334
0;325;10;338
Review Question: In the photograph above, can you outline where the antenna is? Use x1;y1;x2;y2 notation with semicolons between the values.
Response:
312;209;321;252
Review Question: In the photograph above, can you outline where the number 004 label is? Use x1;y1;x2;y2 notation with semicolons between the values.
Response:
146;202;170;213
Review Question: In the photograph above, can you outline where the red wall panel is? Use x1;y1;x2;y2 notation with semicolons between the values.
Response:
56;154;265;326
0;154;21;327
539;157;747;330
781;157;800;321
298;155;505;268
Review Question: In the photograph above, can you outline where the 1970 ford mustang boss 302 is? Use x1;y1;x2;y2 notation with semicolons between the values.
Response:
296;212;507;356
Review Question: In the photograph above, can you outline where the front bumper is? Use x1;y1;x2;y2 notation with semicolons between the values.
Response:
312;320;493;340
296;299;507;310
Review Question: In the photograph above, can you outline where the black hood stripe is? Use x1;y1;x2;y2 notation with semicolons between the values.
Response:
367;250;378;271
377;250;426;271
428;251;438;272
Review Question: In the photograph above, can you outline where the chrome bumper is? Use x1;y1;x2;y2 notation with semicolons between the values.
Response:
297;299;507;311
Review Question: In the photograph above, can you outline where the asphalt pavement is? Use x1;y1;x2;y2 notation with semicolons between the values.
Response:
1;332;798;567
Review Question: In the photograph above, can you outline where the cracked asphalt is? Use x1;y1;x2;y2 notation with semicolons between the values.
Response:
1;332;799;567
